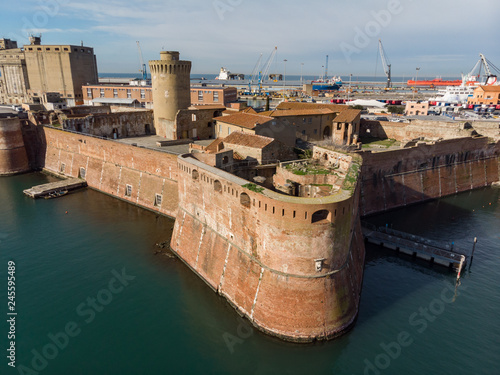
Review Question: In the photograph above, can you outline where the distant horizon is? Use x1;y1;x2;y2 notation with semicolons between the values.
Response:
2;0;498;78
97;72;464;82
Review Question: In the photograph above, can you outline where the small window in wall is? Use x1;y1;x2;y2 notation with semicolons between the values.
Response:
113;89;118;98
60;163;66;173
79;167;86;179
100;89;104;98
192;170;199;180
127;89;131;99
192;114;197;121
222;156;229;164
214;180;222;193
213;91;219;102
240;192;251;207
87;88;92;99
140;89;145;99
125;184;132;197
198;91;203;101
312;210;330;223
155;194;162;207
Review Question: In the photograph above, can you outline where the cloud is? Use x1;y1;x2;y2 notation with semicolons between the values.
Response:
5;0;499;75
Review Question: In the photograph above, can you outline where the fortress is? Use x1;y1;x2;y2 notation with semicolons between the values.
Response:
1;49;499;342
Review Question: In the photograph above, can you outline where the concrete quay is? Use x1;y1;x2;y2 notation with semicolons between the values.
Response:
23;178;87;198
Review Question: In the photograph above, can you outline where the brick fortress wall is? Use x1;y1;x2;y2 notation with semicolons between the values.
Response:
41;127;180;217
170;154;365;342
0;118;30;175
359;137;500;216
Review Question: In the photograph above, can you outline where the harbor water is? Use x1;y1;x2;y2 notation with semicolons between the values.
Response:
1;172;499;374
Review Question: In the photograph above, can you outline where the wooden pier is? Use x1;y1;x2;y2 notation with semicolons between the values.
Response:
362;222;468;271
23;178;87;199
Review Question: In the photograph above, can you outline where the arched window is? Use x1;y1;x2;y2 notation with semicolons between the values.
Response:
192;170;199;180
214;180;222;193
311;209;330;224
240;192;251;207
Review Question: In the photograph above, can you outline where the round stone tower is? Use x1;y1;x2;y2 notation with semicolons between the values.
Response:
0;118;30;175
149;51;191;138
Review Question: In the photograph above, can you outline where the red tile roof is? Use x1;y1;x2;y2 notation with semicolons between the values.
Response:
204;138;224;154
264;108;335;117
333;109;361;123
214;112;273;129
275;102;348;113
223;131;274;149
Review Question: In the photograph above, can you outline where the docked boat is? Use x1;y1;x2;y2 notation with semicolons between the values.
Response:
215;67;244;80
311;76;343;91
428;54;499;105
43;190;68;199
407;78;462;87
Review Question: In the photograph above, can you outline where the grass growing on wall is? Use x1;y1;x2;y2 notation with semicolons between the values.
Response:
242;183;264;193
341;159;361;192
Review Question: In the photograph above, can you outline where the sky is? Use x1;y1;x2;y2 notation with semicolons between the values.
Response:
2;0;500;79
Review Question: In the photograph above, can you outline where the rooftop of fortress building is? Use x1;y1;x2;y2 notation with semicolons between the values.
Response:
213;112;274;129
275;102;347;113
222;131;275;149
332;108;361;123
260;108;335;117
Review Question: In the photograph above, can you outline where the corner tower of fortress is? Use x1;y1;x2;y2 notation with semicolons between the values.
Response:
0;118;30;175
149;51;192;139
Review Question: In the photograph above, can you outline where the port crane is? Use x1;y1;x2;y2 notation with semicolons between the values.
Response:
324;55;329;79
248;53;263;93
247;47;278;94
464;53;500;85
258;46;278;92
136;41;147;80
378;39;392;89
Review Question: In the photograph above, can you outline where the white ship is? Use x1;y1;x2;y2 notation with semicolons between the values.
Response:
215;67;244;80
430;53;499;105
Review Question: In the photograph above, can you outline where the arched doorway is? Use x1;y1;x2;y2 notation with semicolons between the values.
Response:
323;126;331;138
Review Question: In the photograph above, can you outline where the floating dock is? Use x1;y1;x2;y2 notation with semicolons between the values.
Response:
362;223;467;271
23;178;87;199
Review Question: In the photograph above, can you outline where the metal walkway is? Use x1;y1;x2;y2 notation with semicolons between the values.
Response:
362;222;468;271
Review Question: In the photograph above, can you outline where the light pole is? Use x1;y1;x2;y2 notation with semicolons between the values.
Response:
413;67;420;100
347;73;353;102
283;59;287;98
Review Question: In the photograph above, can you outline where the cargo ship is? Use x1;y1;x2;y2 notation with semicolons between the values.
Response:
407;78;462;87
311;76;343;91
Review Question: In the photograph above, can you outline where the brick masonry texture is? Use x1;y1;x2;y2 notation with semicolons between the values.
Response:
358;137;500;216
0;118;30;175
170;154;365;342
3;123;498;343
42;127;179;217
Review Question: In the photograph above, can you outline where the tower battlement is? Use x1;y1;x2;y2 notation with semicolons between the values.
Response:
149;51;191;138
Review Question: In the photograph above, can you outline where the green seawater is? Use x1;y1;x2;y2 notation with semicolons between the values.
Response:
0;173;499;375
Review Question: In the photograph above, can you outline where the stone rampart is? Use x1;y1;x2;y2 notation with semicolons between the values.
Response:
42;127;179;217
0;118;30;175
359;137;500;216
170;154;365;342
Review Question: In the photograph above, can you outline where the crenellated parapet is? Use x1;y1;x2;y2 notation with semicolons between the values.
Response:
149;51;191;138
